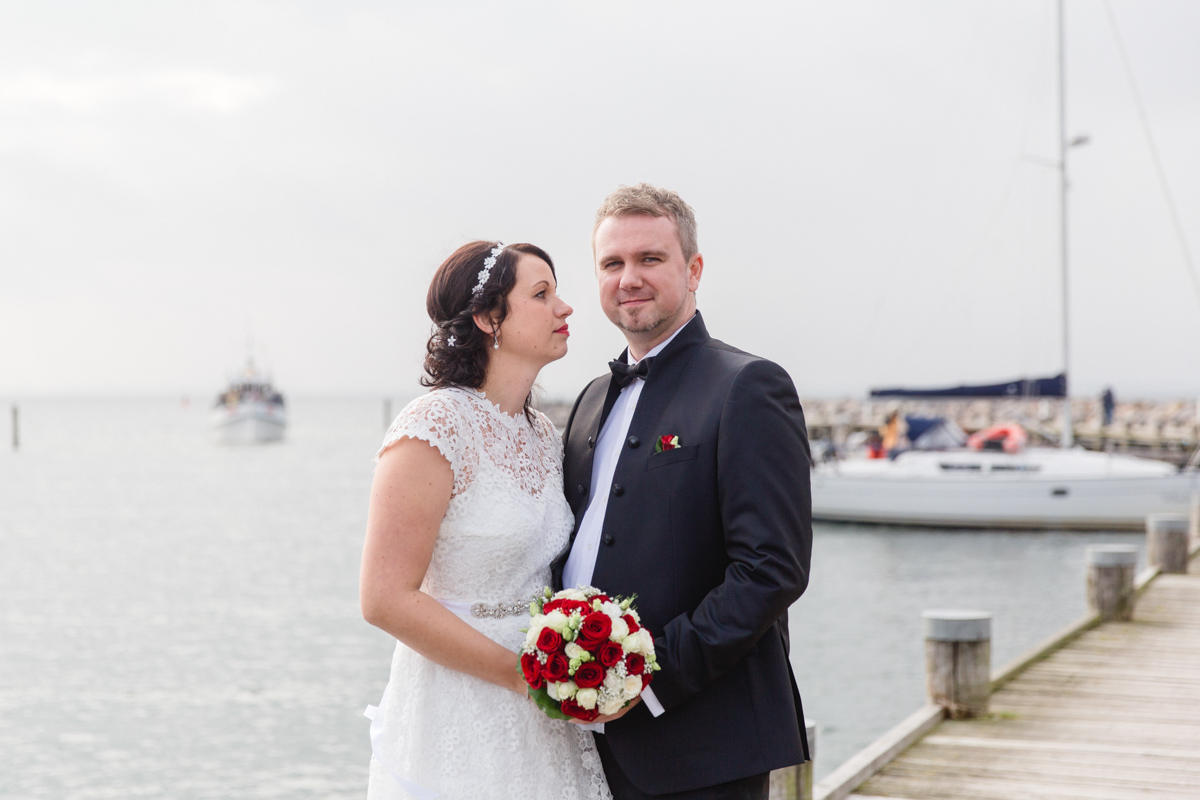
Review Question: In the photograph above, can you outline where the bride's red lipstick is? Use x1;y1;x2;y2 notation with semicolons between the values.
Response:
554;324;570;336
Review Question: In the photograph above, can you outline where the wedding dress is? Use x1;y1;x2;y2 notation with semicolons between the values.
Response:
366;387;611;800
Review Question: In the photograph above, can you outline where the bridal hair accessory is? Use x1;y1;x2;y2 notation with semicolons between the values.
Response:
447;335;457;348
472;244;504;296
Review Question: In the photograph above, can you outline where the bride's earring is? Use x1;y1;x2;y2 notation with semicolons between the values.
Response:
492;331;500;350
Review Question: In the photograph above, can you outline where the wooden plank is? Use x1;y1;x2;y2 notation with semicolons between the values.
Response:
812;704;944;800
920;735;1200;761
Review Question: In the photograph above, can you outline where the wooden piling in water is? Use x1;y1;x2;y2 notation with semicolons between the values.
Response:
1147;513;1189;574
1086;544;1137;620
922;610;991;719
383;398;392;432
1191;496;1200;546
10;404;17;451
768;721;816;800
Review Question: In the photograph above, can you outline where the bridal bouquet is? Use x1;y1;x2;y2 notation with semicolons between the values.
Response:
519;586;659;722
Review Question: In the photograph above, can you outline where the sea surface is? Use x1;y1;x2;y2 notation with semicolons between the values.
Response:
0;397;1146;797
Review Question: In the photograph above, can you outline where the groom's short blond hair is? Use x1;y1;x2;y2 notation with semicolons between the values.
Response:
593;183;698;261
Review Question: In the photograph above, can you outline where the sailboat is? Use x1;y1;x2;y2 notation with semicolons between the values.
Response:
811;1;1199;530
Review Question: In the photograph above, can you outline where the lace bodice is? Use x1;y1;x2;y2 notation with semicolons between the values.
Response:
377;387;573;606
369;388;609;800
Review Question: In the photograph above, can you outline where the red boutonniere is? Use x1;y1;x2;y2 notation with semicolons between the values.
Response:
655;435;680;453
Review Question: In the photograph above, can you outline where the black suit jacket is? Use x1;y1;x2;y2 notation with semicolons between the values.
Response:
552;312;812;795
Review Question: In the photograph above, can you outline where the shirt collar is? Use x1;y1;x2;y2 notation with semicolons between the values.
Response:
626;314;696;366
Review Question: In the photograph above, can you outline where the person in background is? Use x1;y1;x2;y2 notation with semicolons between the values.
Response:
866;429;885;459
880;410;907;458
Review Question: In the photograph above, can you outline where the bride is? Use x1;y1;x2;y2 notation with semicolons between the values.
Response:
360;241;612;800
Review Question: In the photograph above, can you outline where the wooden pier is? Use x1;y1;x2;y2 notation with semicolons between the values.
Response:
814;527;1200;800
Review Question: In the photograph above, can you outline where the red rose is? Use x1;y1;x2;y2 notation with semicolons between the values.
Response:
542;652;569;683
659;435;677;451
520;652;543;689
544;598;592;616
573;661;605;689
597;640;624;668
536;627;563;653
560;698;600;722
577;612;613;648
564;599;592;615
625;653;645;676
593;594;611;604
622;614;640;633
642;673;653;689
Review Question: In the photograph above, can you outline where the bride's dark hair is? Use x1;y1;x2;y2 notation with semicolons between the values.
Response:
422;240;556;419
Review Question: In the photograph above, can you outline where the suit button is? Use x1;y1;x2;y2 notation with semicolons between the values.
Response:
577;484;586;495
603;535;615;546
612;484;624;497
627;435;640;449
588;436;595;448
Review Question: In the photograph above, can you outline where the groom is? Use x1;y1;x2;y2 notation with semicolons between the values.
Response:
553;183;812;799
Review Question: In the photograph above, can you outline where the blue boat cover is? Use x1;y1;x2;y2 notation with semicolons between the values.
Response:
870;373;1066;398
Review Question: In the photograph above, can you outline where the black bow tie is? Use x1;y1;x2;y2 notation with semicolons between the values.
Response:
609;357;655;389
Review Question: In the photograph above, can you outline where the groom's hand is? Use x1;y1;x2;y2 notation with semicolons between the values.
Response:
572;695;641;726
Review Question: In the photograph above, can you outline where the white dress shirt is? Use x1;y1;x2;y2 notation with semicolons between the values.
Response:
562;317;694;724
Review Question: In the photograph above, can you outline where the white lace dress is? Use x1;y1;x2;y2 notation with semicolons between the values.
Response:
366;387;611;800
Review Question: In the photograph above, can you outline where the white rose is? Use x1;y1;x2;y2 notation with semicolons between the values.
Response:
524;616;547;648
575;688;598;710
543;610;569;634
600;601;623;619
609;617;629;641
556;680;578;700
621;634;643;654
560;588;587;602
626;608;641;624
599;696;624;715
565;642;588;661
623;675;643;699
603;670;624;695
546;682;560;701
637;628;655;655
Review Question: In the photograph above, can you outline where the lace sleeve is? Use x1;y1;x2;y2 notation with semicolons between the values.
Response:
531;409;564;472
377;391;476;496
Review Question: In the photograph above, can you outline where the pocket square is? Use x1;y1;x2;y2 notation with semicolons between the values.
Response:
654;435;680;453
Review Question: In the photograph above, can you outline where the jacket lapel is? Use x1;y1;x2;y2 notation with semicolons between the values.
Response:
566;376;619;528
622;312;709;438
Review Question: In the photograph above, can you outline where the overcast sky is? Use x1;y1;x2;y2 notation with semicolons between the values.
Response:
2;0;1198;401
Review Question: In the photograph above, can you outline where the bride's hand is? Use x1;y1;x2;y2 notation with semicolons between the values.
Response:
570;695;641;725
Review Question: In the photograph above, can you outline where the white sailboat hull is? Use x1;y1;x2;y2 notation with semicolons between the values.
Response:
211;402;287;444
812;448;1198;530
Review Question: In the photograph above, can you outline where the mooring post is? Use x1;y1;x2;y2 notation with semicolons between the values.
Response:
1147;514;1189;574
767;721;816;800
922;610;991;719
10;404;17;451
1086;544;1138;621
1190;496;1200;547
801;720;816;800
383;397;392;432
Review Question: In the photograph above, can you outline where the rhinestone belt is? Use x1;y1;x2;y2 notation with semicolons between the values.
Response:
470;598;532;619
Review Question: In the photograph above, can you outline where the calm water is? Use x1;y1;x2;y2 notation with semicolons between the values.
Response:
0;398;1145;796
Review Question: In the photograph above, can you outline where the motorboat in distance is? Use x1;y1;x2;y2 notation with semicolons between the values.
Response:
812;431;1198;530
211;362;286;444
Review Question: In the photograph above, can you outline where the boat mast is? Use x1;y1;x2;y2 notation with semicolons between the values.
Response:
1057;0;1074;449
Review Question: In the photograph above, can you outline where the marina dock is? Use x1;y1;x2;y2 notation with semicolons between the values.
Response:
539;397;1200;466
812;521;1200;800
